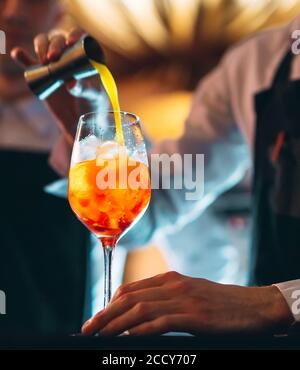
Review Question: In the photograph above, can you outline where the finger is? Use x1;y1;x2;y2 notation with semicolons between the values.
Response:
10;47;37;68
100;301;181;337
67;28;85;46
82;287;170;335
34;33;49;64
47;35;66;62
127;315;189;336
111;273;169;303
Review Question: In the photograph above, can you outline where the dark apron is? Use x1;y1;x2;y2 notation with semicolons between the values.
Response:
0;150;89;334
251;49;300;285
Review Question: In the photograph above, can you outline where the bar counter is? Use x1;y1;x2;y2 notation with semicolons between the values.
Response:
0;333;299;350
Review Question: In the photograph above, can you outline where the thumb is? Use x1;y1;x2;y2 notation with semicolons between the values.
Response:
10;47;38;69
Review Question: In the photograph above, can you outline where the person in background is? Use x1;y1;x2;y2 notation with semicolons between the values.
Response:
0;0;94;334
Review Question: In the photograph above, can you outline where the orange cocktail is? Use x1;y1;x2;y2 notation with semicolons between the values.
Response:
69;154;151;239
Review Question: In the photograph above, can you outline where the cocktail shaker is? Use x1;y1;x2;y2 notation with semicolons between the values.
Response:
24;35;105;100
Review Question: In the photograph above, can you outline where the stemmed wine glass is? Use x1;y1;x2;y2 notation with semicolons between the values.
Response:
68;111;151;308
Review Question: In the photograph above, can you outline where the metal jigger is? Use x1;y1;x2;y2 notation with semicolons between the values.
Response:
24;35;105;100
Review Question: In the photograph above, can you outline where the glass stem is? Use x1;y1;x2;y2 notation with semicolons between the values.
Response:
101;237;117;309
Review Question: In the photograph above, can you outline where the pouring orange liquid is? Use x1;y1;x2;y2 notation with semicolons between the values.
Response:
90;60;124;146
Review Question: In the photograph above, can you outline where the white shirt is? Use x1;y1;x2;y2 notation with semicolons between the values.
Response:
187;16;300;324
0;96;72;175
0;96;59;152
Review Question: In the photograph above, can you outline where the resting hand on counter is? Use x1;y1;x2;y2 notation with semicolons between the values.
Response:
81;271;294;336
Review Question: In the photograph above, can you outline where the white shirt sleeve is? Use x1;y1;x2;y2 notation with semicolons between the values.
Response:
274;280;300;325
122;56;250;248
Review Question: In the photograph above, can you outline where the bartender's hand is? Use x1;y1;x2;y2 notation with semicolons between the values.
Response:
82;271;294;336
11;28;91;144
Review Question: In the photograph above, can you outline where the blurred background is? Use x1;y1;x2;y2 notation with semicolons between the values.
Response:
61;0;300;286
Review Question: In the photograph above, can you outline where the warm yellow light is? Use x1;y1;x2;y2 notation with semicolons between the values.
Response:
65;0;150;57
119;0;170;53
66;0;300;56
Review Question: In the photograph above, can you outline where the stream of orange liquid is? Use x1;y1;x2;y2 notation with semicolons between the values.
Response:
90;60;125;146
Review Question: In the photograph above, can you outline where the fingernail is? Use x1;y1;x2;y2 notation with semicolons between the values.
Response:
47;51;58;61
119;330;130;337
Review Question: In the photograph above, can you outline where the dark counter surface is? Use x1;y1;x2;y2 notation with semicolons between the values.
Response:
0;333;299;350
